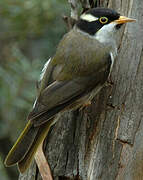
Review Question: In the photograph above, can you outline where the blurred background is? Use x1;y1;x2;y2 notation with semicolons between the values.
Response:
0;0;69;179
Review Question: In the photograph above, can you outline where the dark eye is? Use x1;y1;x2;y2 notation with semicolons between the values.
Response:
99;17;108;24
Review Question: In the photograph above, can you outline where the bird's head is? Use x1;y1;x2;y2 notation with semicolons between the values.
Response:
76;7;136;45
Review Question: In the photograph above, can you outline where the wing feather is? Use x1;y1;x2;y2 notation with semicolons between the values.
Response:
29;56;111;126
29;30;112;126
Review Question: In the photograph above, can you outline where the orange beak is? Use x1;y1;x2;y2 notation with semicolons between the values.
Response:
114;16;136;24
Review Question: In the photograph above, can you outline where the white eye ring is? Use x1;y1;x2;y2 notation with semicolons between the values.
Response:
99;17;108;24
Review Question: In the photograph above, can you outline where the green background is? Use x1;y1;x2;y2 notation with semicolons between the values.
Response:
0;0;69;179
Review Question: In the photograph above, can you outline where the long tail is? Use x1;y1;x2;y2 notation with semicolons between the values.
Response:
4;120;52;173
18;121;52;173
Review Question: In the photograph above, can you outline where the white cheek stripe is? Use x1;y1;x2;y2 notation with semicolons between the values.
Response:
80;14;98;22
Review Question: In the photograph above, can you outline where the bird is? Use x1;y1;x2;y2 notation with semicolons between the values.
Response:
4;7;136;173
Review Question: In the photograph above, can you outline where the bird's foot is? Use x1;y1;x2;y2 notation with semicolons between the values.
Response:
107;76;114;87
79;101;92;111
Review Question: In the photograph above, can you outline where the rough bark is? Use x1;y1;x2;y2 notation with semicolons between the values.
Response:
19;0;143;179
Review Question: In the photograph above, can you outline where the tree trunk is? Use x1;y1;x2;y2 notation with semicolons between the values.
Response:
19;0;143;179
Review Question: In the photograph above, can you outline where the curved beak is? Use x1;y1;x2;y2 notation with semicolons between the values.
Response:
115;16;136;24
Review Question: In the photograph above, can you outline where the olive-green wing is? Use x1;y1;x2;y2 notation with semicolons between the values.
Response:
29;30;112;126
29;55;111;127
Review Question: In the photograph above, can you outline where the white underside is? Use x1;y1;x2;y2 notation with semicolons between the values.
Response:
33;58;51;108
33;98;37;108
39;58;51;81
94;22;118;69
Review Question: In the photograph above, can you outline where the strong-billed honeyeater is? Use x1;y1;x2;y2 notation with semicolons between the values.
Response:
5;7;136;173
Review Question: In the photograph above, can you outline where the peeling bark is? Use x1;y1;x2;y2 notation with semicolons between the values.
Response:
19;0;143;179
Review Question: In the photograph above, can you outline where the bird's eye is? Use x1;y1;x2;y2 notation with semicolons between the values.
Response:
99;17;108;24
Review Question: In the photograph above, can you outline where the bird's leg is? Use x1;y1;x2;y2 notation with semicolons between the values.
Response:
35;141;53;180
107;75;114;86
79;100;92;111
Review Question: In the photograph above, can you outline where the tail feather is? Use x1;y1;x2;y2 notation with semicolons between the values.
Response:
4;121;39;166
18;121;52;173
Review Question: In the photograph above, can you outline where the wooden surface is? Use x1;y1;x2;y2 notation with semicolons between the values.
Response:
19;0;143;179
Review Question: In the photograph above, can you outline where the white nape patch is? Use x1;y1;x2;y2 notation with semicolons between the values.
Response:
39;58;51;81
80;14;98;22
